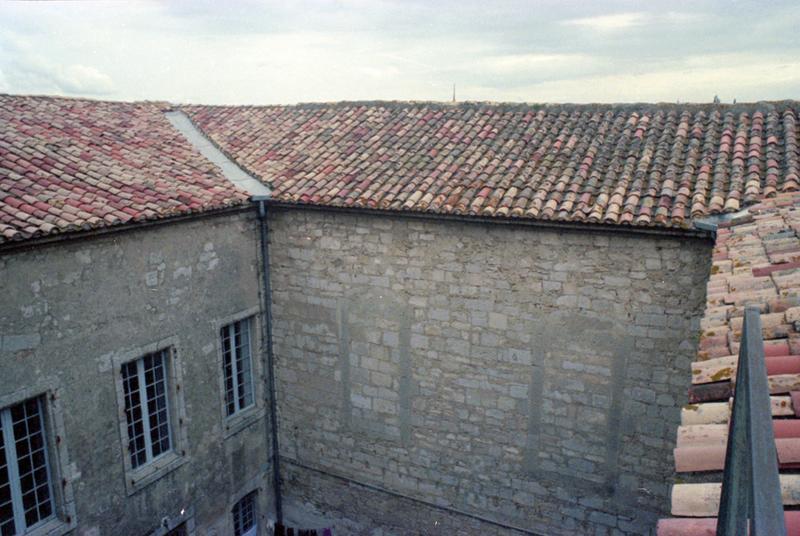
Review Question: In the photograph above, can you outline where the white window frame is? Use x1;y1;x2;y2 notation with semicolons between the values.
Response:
1;397;55;535
121;349;174;469
232;491;258;536
222;317;255;417
226;468;269;536
215;307;264;438
111;336;188;495
0;386;76;536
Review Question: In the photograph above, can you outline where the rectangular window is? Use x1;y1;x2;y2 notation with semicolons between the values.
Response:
121;349;172;469
165;522;189;536
232;492;257;536
0;397;54;536
221;318;254;417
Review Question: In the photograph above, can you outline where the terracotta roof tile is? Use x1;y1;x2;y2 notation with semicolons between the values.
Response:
0;95;249;244
184;101;800;229
659;191;800;533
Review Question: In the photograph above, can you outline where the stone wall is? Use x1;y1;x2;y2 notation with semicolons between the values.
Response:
269;208;712;535
0;210;273;535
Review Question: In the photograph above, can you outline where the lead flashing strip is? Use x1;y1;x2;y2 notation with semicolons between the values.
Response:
165;110;270;197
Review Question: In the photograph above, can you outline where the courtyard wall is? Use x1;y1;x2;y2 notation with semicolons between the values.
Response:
269;208;712;535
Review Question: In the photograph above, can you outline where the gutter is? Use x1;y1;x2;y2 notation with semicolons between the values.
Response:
265;201;716;241
254;195;283;524
0;204;250;255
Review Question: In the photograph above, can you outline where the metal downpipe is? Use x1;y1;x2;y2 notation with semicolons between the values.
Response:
255;197;283;523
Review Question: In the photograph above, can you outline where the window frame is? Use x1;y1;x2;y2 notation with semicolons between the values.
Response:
0;387;76;536
121;348;174;469
111;336;188;495
231;490;258;536
214;307;264;438
221;317;255;417
1;396;55;535
226;471;269;536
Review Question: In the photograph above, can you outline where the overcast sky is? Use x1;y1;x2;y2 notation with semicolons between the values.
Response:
1;0;799;105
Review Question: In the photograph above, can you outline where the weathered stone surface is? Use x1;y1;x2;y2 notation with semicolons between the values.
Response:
269;208;711;536
0;211;273;535
1;333;41;352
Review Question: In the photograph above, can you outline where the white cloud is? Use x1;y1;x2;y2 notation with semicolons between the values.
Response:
478;53;598;76
56;64;115;95
562;12;646;32
358;64;403;80
561;11;701;33
0;26;115;96
464;53;800;103
4;55;116;96
0;1;798;104
663;11;702;24
0;66;9;92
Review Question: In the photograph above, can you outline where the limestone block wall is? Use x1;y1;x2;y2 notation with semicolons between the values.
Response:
0;210;273;535
269;208;712;535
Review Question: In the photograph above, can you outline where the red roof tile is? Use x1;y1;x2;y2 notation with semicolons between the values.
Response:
0;95;249;244
184;101;800;229
660;191;800;532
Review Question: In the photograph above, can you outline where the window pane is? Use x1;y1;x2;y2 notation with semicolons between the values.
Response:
166;522;189;536
123;350;174;468
224;318;255;417
37;497;52;523
143;351;171;459
236;320;254;410
233;491;257;536
9;398;53;530
222;325;236;415
122;361;147;468
0;420;16;536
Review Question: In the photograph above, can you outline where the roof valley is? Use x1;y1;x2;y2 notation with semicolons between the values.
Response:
164;110;269;197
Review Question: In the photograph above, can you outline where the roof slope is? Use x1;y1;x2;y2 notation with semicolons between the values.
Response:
0;95;248;244
658;191;800;534
184;101;800;229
